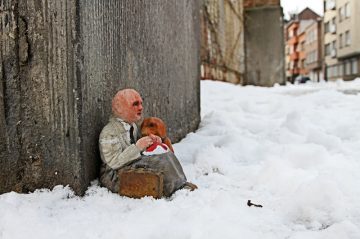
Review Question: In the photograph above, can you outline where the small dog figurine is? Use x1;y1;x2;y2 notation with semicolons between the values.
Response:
141;117;174;153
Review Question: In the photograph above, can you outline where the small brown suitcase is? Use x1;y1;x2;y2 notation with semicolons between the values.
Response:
118;169;164;199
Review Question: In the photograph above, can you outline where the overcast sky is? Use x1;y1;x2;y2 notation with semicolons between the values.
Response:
281;0;324;19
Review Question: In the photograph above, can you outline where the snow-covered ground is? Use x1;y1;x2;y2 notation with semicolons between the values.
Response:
1;79;360;239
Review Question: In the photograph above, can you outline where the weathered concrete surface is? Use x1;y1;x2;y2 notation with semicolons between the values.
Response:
200;0;245;84
244;6;285;86
0;0;200;195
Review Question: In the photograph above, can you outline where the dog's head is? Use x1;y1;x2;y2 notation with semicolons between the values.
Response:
141;117;167;138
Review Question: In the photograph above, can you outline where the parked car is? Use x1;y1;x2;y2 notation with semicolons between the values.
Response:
294;76;311;84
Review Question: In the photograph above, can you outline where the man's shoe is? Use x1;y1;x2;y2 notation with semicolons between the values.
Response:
183;182;198;191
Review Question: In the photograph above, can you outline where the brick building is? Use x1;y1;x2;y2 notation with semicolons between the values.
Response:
285;8;321;82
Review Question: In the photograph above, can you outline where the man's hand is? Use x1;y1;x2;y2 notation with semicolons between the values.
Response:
136;135;160;151
135;134;162;151
148;134;161;144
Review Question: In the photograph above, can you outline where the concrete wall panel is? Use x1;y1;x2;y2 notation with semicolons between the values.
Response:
0;0;200;195
244;6;285;86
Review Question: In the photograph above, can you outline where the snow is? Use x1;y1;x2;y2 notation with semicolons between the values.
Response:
1;79;360;239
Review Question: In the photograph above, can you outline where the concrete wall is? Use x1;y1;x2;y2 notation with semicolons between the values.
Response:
0;0;200;195
244;6;286;86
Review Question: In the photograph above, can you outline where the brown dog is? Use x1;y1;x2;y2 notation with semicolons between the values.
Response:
141;117;174;153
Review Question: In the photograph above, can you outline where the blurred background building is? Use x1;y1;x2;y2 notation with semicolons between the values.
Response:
324;0;360;81
284;8;322;83
201;0;286;86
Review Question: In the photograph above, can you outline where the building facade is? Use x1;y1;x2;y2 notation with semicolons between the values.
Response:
285;8;321;82
324;0;360;80
285;21;300;81
305;19;324;82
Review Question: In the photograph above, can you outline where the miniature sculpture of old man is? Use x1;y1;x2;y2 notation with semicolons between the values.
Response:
98;89;196;197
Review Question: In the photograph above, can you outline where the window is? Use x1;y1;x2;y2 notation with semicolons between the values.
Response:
332;40;336;50
306;50;318;64
339;34;343;48
307;29;317;43
329;66;334;78
331;41;337;57
338;64;344;76
345;61;351;75
326;0;336;10
328;65;339;78
330;18;336;33
289;29;296;38
345;31;351;46
325;43;331;56
333;65;338;77
352;59;358;74
339;7;345;22
345;3;350;18
327;67;331;78
325;22;330;33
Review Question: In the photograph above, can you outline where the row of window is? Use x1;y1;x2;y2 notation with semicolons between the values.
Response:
324;30;351;56
324;2;351;36
327;58;359;78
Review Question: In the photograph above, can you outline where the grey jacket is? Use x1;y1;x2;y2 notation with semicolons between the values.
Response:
99;116;141;192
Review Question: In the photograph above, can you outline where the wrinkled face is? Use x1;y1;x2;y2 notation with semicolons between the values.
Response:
141;117;167;138
112;89;143;123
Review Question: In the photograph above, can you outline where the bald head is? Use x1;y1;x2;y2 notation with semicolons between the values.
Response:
112;89;143;123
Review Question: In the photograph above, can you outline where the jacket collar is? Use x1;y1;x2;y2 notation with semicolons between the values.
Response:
110;115;136;132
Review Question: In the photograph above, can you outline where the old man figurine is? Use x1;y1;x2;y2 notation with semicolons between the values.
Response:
99;89;197;195
99;89;161;193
